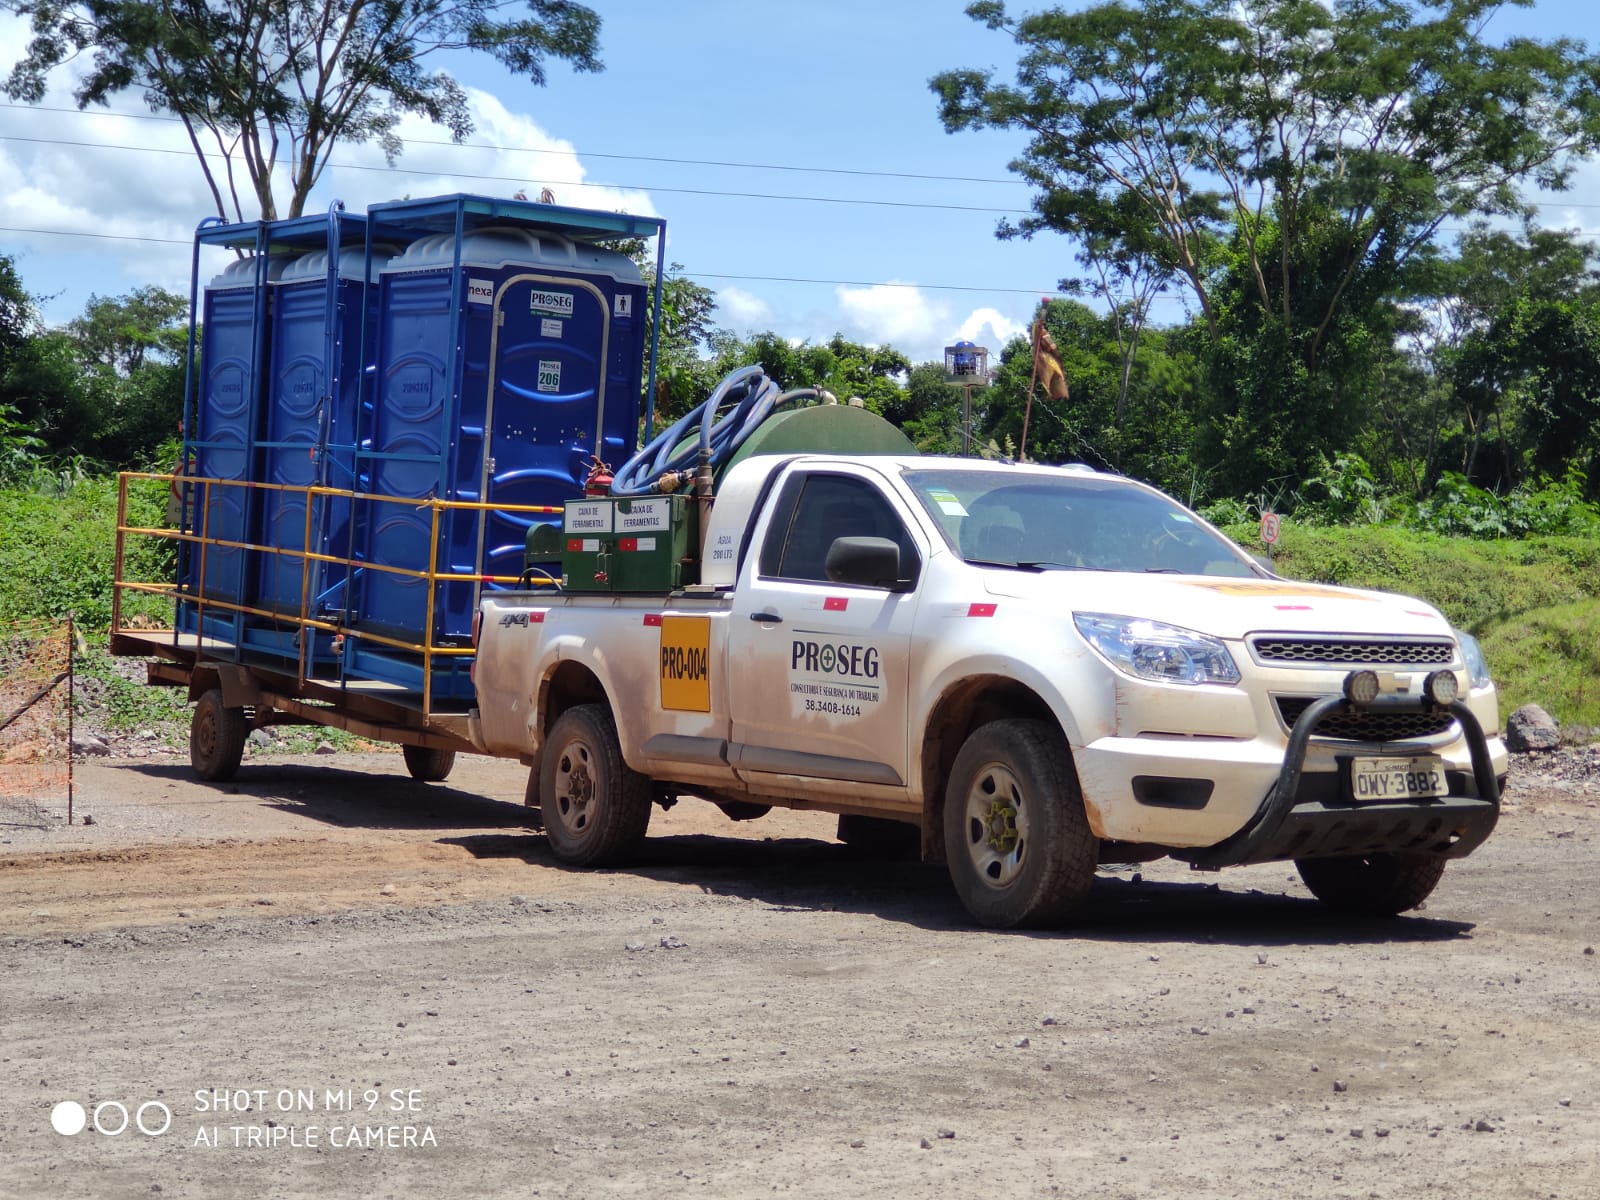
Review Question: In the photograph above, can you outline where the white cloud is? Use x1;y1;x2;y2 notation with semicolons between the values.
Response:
313;86;660;222
835;282;950;356
955;307;1025;352
714;285;773;330
826;283;1031;364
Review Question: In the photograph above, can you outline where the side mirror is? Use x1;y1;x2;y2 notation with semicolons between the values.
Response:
825;536;906;590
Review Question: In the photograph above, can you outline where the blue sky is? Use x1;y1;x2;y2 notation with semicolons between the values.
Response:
1;1;1597;366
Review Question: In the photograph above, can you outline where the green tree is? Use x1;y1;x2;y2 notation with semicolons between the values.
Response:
973;299;1202;493
68;286;188;375
896;362;967;454
708;332;912;417
1452;290;1600;495
1417;223;1599;491
648;266;724;427
933;0;1600;492
1;330;96;461
2;0;603;221
0;252;32;377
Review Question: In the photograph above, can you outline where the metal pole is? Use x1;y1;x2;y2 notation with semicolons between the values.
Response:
66;613;74;826
962;384;973;457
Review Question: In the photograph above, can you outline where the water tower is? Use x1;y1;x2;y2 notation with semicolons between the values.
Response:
943;340;991;456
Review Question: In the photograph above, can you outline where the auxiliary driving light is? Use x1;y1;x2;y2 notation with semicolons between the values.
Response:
1424;669;1459;705
1343;669;1381;705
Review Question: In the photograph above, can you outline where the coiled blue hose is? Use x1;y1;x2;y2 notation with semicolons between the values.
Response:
611;365;811;497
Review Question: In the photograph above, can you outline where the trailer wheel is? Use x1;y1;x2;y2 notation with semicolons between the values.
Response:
943;719;1097;929
402;744;456;782
190;689;247;783
540;704;651;866
1295;853;1447;917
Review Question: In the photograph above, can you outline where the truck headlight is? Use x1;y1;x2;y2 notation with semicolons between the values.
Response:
1073;613;1241;686
1455;629;1492;690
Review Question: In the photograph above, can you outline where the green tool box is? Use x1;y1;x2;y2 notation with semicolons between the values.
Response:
544;495;699;592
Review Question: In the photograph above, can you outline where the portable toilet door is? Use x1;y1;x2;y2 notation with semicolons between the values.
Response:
357;226;645;648
476;238;647;591
251;242;376;650
179;251;289;640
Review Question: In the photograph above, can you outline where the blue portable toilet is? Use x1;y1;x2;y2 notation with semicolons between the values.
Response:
249;235;386;649
352;205;649;663
178;248;290;640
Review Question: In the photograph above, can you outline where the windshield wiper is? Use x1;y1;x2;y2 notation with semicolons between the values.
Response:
966;558;1103;572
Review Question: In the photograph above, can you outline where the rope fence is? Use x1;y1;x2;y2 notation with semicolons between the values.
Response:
0;616;75;827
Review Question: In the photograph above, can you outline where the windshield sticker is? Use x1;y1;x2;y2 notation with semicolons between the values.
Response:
789;634;881;721
929;489;968;517
660;616;711;712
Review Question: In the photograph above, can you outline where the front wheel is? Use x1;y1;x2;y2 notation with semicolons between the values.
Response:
190;689;247;782
402;744;456;782
1295;853;1447;916
943;719;1097;929
540;704;651;866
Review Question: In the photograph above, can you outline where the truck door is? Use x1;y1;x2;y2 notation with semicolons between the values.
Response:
726;467;924;787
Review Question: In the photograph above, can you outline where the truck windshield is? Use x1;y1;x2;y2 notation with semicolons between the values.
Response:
902;468;1262;578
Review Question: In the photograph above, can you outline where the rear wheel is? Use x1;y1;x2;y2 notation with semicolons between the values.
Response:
1295;853;1447;916
402;744;456;782
943;719;1097;928
540;704;651;866
190;689;247;782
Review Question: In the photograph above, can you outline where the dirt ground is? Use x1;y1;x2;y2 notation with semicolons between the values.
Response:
2;748;1597;1200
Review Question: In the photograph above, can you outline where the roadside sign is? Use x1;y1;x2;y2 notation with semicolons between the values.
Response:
1260;511;1281;545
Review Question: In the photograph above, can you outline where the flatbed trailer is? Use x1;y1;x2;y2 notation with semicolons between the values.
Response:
109;469;541;783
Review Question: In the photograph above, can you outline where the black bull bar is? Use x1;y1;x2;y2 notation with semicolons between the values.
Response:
1181;694;1502;869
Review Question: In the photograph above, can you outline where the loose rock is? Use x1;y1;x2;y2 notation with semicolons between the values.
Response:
1506;705;1559;753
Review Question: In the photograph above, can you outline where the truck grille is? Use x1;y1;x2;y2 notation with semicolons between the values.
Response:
1251;635;1455;666
1275;696;1456;742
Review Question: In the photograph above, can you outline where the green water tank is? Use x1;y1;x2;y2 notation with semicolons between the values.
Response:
720;403;916;478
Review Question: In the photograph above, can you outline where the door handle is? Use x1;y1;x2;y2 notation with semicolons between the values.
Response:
750;611;782;623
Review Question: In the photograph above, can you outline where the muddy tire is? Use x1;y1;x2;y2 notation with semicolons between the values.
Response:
540;704;651;866
402;744;456;782
943;719;1097;929
190;689;247;783
1295;853;1447;916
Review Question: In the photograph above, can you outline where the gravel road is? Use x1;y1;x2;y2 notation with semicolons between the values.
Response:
2;749;1597;1200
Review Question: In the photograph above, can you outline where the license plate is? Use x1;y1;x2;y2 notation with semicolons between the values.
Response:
1347;755;1448;801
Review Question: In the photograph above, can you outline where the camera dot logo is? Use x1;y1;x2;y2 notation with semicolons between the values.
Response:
51;1099;172;1137
51;1101;87;1136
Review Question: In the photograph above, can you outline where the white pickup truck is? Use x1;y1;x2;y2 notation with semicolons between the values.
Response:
470;454;1506;928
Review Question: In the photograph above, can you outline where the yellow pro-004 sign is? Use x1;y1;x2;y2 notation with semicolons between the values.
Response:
659;616;711;712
